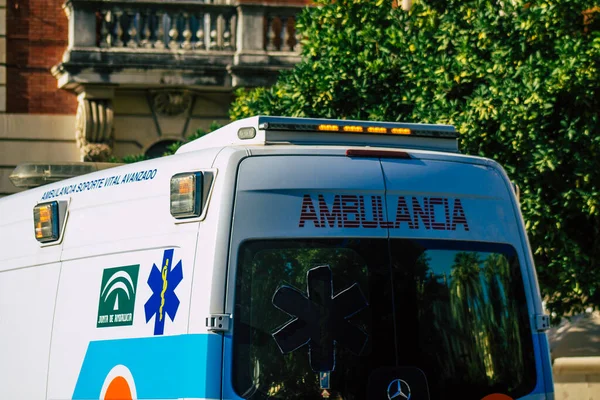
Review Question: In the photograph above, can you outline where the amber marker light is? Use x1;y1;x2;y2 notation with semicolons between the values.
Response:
317;124;340;132
367;127;388;134
170;172;203;218
390;128;411;135
342;126;364;133
33;202;59;242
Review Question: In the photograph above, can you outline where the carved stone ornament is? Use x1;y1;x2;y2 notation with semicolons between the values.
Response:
152;91;193;117
75;98;115;162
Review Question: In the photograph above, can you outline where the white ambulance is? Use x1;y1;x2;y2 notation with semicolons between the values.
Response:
0;116;553;400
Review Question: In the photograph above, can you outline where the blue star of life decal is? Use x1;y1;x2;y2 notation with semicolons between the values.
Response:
144;249;183;335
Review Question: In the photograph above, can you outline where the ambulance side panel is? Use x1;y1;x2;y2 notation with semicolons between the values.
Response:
0;263;61;399
34;150;224;400
51;240;202;400
0;195;63;400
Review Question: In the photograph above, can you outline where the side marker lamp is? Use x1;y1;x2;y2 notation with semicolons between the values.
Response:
34;202;60;243
238;127;256;140
170;172;203;218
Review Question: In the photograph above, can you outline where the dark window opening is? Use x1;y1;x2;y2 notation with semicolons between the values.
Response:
145;140;178;159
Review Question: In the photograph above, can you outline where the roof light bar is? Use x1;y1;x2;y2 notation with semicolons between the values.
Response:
258;119;456;139
10;162;122;189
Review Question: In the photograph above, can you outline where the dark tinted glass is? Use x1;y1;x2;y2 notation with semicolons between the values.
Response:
389;239;536;399
232;239;537;399
233;239;394;399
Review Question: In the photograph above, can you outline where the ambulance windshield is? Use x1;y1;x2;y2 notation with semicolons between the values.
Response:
232;238;537;399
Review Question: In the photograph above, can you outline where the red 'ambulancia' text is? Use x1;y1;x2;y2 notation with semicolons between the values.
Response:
298;194;469;231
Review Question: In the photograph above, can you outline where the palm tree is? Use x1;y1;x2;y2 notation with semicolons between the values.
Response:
449;252;488;382
482;253;524;383
450;252;483;322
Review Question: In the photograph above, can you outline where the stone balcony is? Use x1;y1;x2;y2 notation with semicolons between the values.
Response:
49;0;307;162
52;0;305;92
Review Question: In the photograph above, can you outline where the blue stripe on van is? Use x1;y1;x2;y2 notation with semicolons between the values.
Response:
222;334;239;399
528;332;546;395
72;334;222;399
533;332;555;397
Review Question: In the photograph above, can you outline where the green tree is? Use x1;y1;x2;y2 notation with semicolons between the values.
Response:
230;0;600;318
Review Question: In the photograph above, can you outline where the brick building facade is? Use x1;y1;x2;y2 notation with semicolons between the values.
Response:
0;0;310;197
7;0;77;114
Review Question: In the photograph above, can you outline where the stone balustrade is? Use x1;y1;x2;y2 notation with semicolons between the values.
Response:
53;0;306;91
264;12;301;52
97;6;236;51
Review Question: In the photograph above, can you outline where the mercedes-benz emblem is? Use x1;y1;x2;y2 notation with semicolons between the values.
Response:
387;378;411;400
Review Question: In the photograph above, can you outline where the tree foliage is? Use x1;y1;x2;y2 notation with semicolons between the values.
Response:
230;0;600;318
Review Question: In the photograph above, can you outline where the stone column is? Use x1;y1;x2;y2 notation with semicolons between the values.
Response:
234;4;268;65
65;0;97;50
0;0;5;112
75;88;115;162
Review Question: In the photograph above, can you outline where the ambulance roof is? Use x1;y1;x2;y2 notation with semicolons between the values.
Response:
176;116;459;154
2;116;470;204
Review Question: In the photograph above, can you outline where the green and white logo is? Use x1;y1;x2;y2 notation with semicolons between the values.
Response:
97;265;140;328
